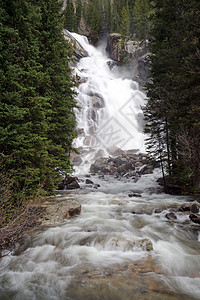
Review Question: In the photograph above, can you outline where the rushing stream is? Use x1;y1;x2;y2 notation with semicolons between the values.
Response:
0;33;200;300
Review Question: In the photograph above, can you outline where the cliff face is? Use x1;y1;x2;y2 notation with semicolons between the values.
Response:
106;34;151;87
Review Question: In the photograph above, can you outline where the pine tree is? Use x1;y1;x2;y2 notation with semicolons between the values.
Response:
133;0;150;41
64;0;75;31
0;0;50;196
37;0;77;189
0;0;77;201
121;2;130;38
144;0;200;192
74;0;82;32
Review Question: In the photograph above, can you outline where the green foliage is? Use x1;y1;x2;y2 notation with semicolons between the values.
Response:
64;0;75;31
121;3;130;38
144;0;200;192
0;0;77;212
81;0;151;41
133;0;150;40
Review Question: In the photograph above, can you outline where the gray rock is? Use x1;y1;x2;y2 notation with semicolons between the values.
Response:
86;179;94;184
106;33;150;87
136;239;153;251
189;214;200;224
154;208;163;214
165;212;177;220
63;30;88;61
128;193;142;198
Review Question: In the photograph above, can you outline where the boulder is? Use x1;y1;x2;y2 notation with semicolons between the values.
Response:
128;193;142;198
191;204;199;213
58;176;80;190
154;208;163;214
91;95;104;108
65;206;81;218
86;179;94;184
90;152;156;177
62;30;88;61
136;239;153;251
107;146;124;156
72;155;82;166
189;214;200;224
165;212;177;220
40;200;81;226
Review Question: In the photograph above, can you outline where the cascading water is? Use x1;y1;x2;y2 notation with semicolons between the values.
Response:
0;33;200;300
71;32;146;173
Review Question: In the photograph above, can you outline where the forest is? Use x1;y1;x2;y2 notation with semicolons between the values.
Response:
0;0;200;229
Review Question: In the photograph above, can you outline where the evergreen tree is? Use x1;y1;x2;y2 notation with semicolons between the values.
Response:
0;0;50;196
144;0;200;192
64;0;75;31
133;0;150;40
121;2;130;38
74;0;82;32
37;0;77;189
0;0;77;203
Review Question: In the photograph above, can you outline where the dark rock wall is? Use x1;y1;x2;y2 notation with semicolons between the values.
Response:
106;34;151;87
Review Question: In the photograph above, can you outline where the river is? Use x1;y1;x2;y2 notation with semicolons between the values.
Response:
0;33;199;300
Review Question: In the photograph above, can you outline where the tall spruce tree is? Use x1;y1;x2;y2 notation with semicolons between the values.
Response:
64;0;75;31
0;0;50;196
37;0;77;190
144;0;200;192
133;0;150;41
0;0;77;202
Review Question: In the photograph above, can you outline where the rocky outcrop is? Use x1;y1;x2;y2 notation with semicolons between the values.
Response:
63;29;88;61
39;198;81;226
90;151;157;178
58;176;80;190
106;33;151;87
106;33;122;64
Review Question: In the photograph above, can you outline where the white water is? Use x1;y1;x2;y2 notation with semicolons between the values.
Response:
0;34;200;300
0;172;200;299
71;32;146;173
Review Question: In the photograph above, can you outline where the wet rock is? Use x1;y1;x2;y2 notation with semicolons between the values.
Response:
62;30;88;61
107;60;117;70
107;146;124;156
136;239;153;251
91;95;104;108
86;179;94;184
67;181;80;190
178;203;199;214
93;184;101;189
128;193;142;198
59;176;80;190
66;206;82;218
189;214;200;224
90;152;156;178
94;149;105;160
154;208;163;214
106;33;122;64
106;34;150;87
178;205;190;213
40;200;81;226
72;155;82;166
190;204;199;214
58;182;65;190
132;210;151;215
165;212;177;220
109;200;123;205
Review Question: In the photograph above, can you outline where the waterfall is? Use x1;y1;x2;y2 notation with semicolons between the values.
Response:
0;33;200;300
71;32;147;172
